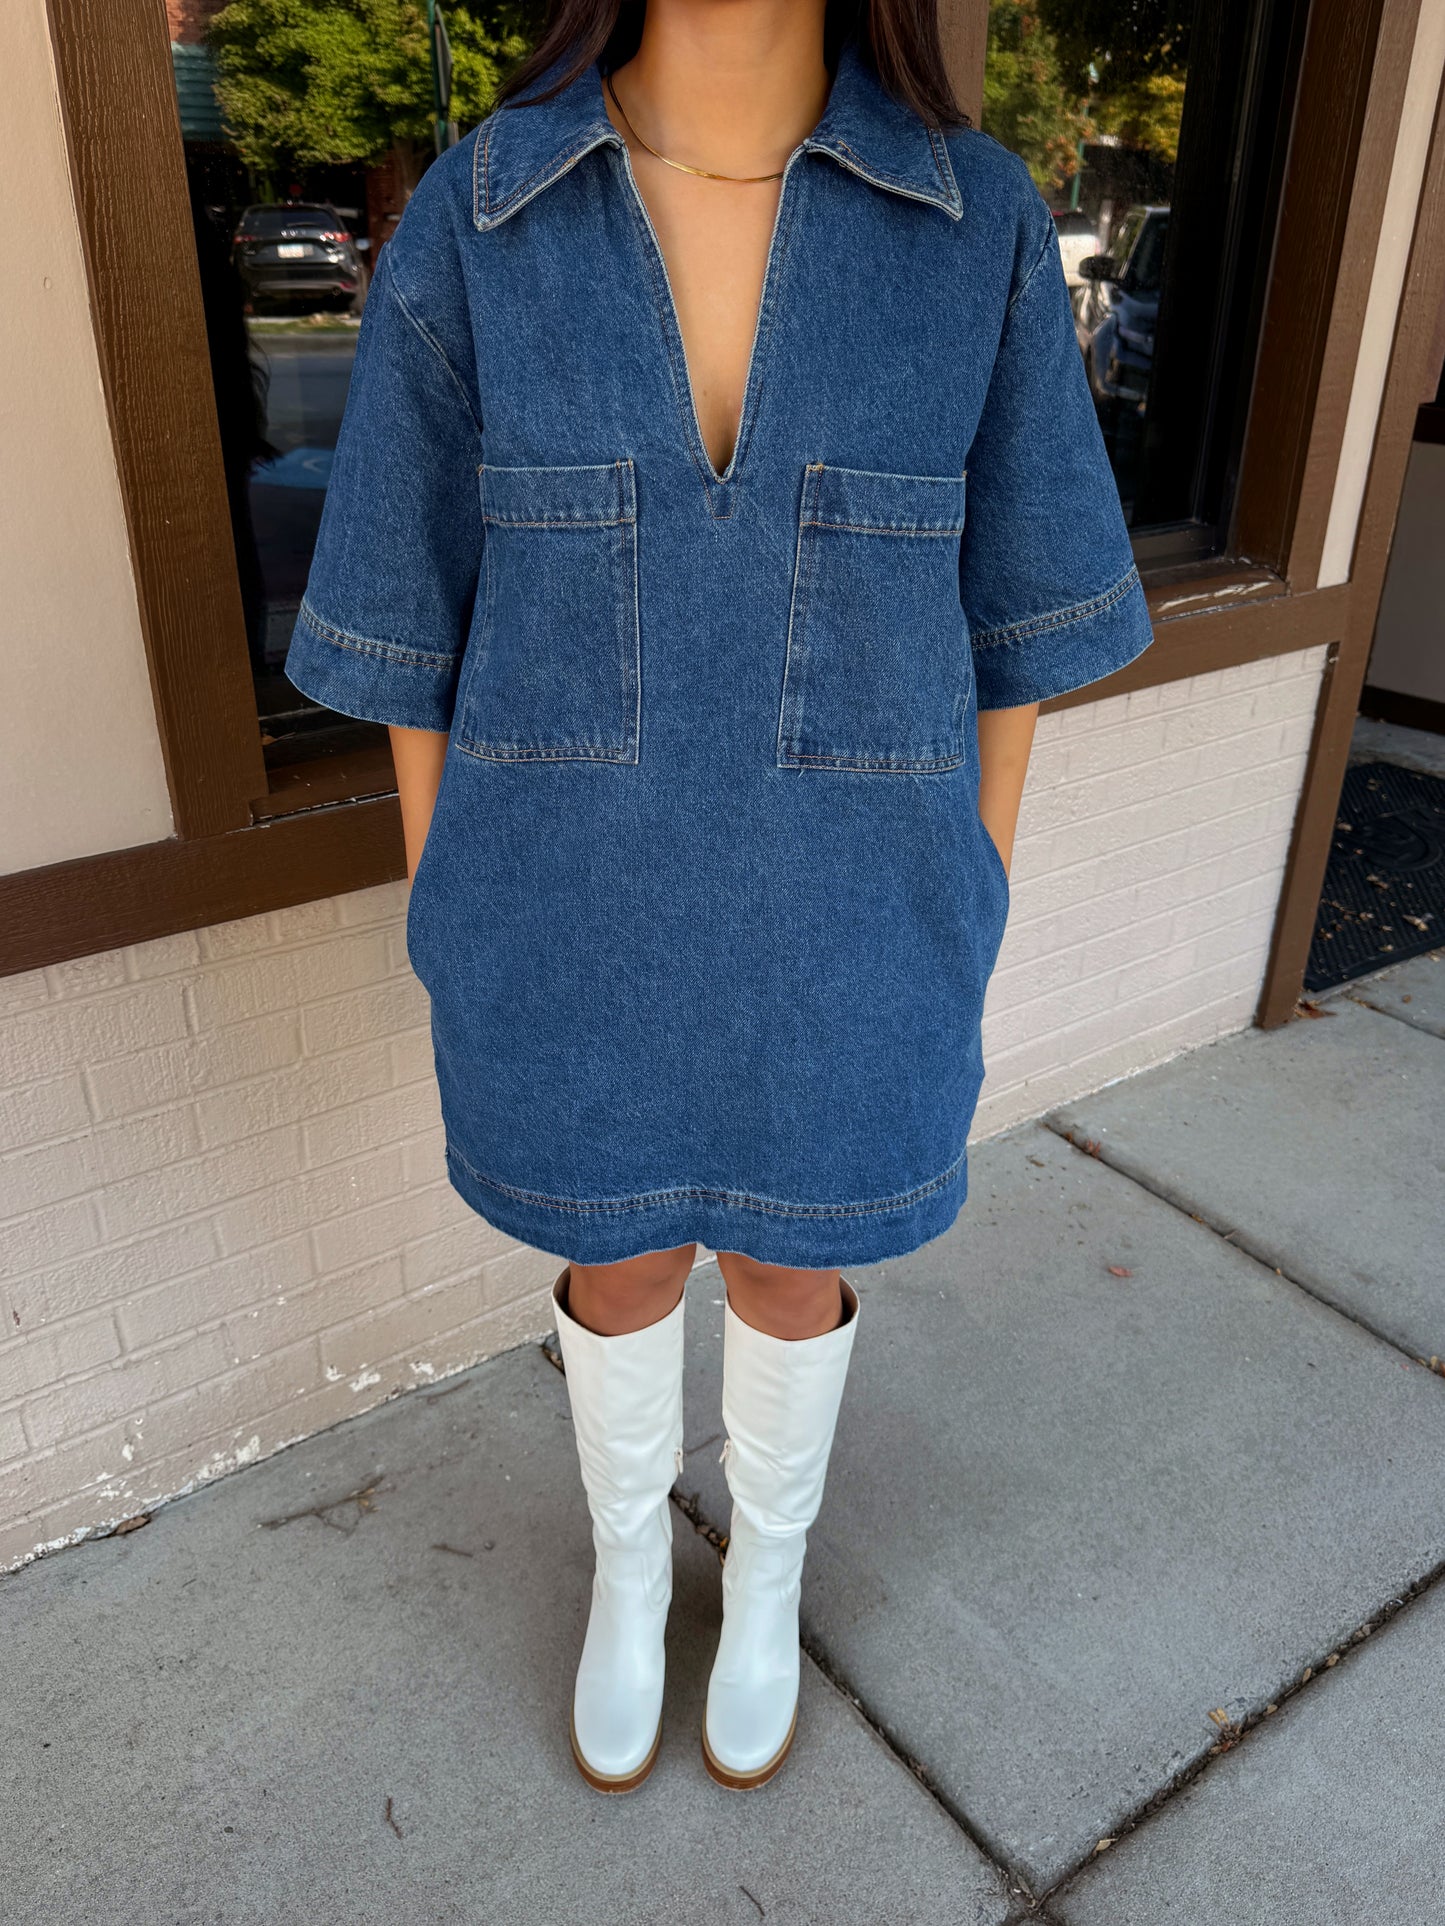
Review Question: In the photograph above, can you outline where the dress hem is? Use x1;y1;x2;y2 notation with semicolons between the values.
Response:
443;1142;971;1269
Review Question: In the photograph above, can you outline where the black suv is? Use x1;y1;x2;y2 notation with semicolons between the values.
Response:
232;204;366;313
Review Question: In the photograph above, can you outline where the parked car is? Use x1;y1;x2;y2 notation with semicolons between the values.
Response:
1073;204;1169;413
1052;206;1102;289
232;203;367;313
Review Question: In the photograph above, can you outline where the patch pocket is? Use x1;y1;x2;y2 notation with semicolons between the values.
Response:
777;463;970;773
456;459;640;764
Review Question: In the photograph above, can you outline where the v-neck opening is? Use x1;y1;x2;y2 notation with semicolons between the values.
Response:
602;80;811;512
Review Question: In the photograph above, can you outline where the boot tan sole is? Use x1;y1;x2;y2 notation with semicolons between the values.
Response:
701;1704;798;1790
570;1710;663;1794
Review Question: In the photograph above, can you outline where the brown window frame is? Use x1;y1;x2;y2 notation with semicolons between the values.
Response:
6;0;1444;1036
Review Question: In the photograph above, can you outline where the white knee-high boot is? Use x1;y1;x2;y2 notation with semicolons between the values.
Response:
703;1279;861;1788
551;1265;686;1792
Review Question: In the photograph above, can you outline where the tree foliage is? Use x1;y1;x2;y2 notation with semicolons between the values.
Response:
982;3;1091;196
207;0;531;186
983;0;1189;183
1033;0;1192;97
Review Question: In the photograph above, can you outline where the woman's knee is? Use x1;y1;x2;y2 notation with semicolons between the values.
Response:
715;1251;845;1339
566;1243;696;1335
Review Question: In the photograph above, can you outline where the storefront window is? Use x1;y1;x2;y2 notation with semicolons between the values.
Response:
166;0;531;757
983;0;1307;558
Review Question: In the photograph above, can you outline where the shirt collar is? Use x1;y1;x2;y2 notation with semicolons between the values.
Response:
472;38;962;232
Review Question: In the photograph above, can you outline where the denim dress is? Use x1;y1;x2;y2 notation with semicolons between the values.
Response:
284;40;1155;1269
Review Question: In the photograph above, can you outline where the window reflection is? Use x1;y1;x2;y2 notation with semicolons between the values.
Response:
983;0;1301;549
167;0;531;755
983;0;1188;524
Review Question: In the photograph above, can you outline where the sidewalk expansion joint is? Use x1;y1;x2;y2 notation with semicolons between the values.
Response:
1045;1120;1445;1384
794;1624;1035;1914
669;1484;1033;1911
1041;1545;1445;1906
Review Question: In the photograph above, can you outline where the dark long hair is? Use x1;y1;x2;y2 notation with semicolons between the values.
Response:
496;0;966;129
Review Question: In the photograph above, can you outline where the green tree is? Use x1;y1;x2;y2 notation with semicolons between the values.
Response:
1034;0;1189;163
1090;71;1187;166
1034;0;1192;95
208;0;531;201
982;3;1091;198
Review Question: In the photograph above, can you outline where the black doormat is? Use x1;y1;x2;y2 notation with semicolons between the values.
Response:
1305;759;1445;992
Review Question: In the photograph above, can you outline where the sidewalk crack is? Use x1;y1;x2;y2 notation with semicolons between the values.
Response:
1041;1547;1445;1903
1046;1119;1445;1380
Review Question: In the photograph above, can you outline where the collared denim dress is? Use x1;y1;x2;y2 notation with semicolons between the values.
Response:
285;40;1155;1269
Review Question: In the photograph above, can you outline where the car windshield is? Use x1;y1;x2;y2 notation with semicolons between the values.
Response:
246;206;339;234
1053;211;1097;238
1126;216;1169;295
1108;208;1145;270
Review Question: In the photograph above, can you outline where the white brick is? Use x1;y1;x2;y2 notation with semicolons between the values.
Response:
96;1127;304;1241
402;1215;517;1293
0;1132;100;1215
45;951;128;998
319;1273;495;1379
387;1026;436;1086
21;1326;236;1451
198;908;289;961
2;1194;102;1278
186;929;392;1030
337;881;409;927
267;898;341;946
115;1233;315;1351
311;1179;462;1275
126;931;202;979
0;1074;91;1154
301;1079;440;1170
400;1126;450;1189
86;1016;308;1122
10;1219;219;1331
0;1410;26;1462
212;1146;407;1257
0;1309;121;1406
3;980;189;1082
300;975;429;1055
0;969;50;1018
194;1035;394;1149
225;1255;402;1362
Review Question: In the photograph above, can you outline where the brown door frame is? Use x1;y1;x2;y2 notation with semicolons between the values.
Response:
1259;31;1445;1022
0;0;1436;984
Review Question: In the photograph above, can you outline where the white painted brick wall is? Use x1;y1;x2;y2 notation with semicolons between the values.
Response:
0;645;1327;1571
974;644;1328;1133
0;886;558;1572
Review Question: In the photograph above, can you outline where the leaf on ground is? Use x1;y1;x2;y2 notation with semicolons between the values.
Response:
1107;1265;1133;1278
112;1513;151;1536
1294;999;1336;1019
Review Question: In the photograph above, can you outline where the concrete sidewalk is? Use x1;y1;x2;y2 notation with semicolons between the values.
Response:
3;948;1442;1924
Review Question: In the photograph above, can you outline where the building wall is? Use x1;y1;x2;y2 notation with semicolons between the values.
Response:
0;646;1328;1571
975;644;1329;1132
1367;440;1445;704
0;0;174;877
0;886;558;1572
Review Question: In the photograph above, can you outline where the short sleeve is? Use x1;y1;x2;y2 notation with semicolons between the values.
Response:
961;199;1154;712
283;236;483;734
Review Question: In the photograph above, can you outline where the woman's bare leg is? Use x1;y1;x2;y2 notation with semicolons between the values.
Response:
567;1243;697;1336
714;1251;848;1339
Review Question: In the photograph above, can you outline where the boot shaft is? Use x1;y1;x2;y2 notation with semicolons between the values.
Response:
720;1280;861;1541
551;1268;687;1543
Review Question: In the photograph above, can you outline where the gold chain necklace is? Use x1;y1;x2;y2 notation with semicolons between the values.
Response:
605;72;786;183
